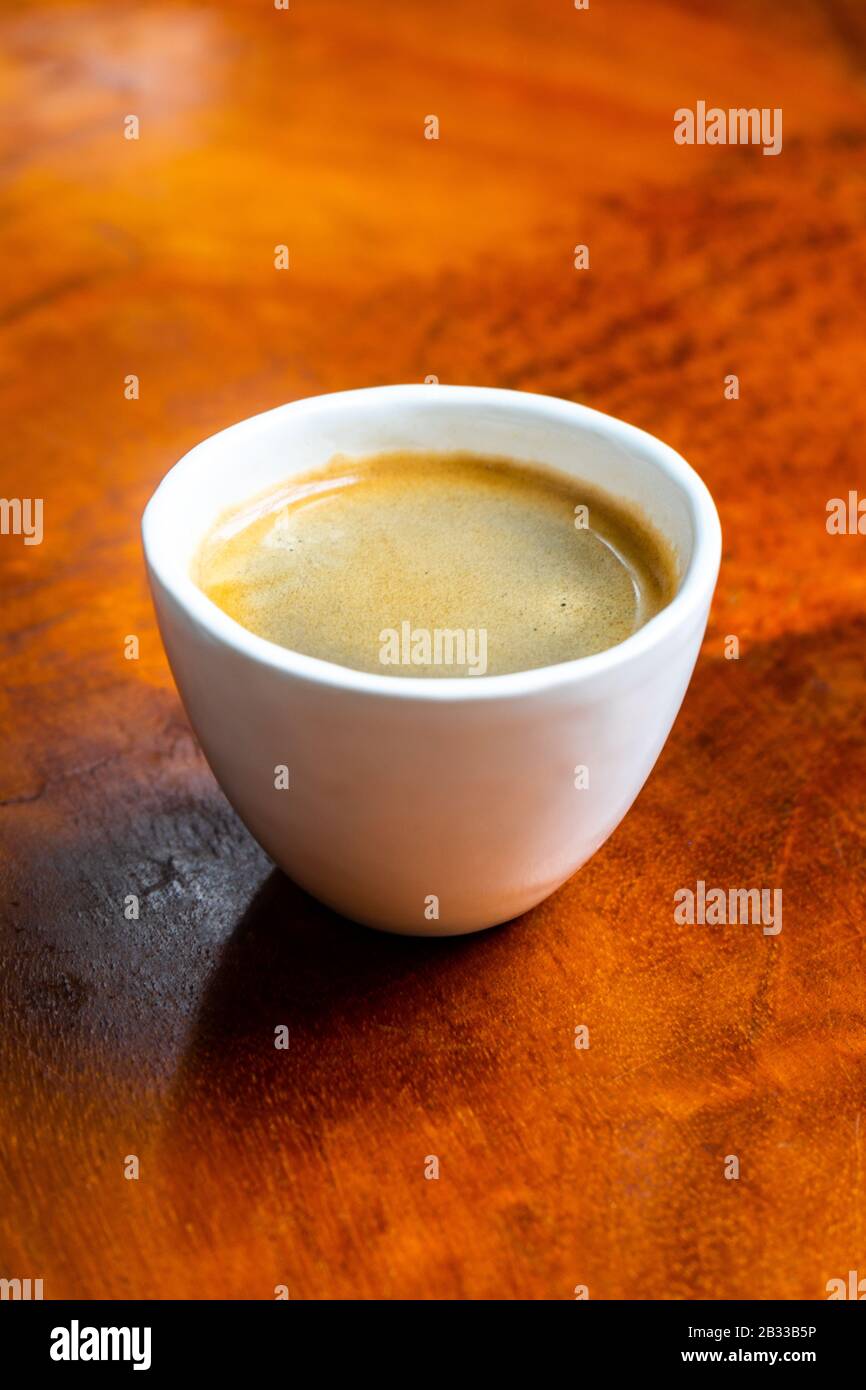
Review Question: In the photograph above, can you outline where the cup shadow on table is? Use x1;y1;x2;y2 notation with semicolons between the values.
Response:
166;865;514;1148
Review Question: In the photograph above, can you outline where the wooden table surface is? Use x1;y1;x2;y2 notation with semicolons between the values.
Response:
2;0;866;1300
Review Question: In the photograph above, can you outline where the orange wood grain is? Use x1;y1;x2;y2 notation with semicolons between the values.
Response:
2;0;866;1299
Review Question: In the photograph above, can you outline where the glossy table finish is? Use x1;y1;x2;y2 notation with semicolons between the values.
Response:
1;0;865;1298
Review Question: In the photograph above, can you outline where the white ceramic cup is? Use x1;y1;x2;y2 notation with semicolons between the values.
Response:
142;385;721;935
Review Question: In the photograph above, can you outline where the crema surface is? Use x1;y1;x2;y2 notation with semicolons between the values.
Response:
195;451;677;677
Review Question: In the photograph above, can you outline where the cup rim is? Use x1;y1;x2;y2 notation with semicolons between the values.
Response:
141;385;722;702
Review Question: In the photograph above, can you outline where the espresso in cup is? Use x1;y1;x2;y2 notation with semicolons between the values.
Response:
146;386;720;932
194;451;677;678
